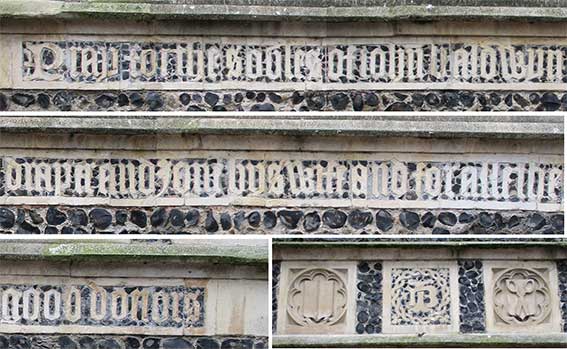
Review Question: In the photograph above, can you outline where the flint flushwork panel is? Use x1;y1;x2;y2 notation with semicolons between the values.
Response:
0;153;562;212
0;283;205;333
19;39;567;90
356;262;383;334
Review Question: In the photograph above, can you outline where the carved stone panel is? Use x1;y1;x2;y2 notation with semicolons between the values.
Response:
484;261;561;333
277;262;357;334
383;261;459;334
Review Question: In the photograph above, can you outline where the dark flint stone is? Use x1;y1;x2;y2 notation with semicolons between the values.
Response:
278;210;303;229
399;211;420;230
303;212;321;232
58;336;78;349
78;337;95;349
162;338;192;349
438;212;457;226
291;92;304;104
507;215;520;228
179;93;191;105
95;94;116;108
412;93;425;107
37;93;50;109
204;212;219;232
53;91;73;111
551;214;564;232
458;212;474;223
365;93;379;106
322;209;347;228
221;339;253;349
0;336;9;348
220;213;232;230
118;93;129;106
17;221;40;234
357;311;370;322
188;105;205;111
425;93;440;106
150;208;167;227
205;92;219;106
233;211;246;230
433;227;450;234
29;210;44;224
11;93;35;107
541;92;561;111
131;210;148;228
212;105;226;111
169;209;185;227
421;211;436;228
478;212;493;227
142;339;160;349
0;93;7;111
98;339;121;349
269;93;283;103
195;338;220;349
248;211;261;227
459;92;475;107
331;93;349;110
116;210;128;225
69;209;88;226
306;93;326;110
348;210;372;229
358;262;370;273
89;209;112;229
352;93;364;111
129;93;144;108
9;336;31;349
0;208;15;228
234;93;244;103
146;92;164;110
245;91;256;99
185;209;200;226
263;211;277;229
125;337;141;349
256;92;266;102
375;210;393;232
385;102;412;111
47;207;67;225
251;103;275;111
527;213;546;230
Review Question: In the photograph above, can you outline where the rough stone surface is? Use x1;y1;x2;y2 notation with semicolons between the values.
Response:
356;262;383;334
0;206;561;235
273;261;281;335
458;260;486;333
1;90;565;112
558;260;567;333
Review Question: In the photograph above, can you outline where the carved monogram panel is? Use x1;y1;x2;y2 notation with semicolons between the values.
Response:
18;39;567;90
390;268;451;326
485;262;560;333
287;269;348;327
493;269;552;326
0;153;562;211
0;284;205;331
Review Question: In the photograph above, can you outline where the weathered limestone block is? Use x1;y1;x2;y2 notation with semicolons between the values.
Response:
0;240;269;340
273;242;567;347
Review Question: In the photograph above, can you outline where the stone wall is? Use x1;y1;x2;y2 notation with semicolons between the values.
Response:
272;243;567;347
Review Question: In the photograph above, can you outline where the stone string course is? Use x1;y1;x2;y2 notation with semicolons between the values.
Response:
356;262;383;334
559;260;567;333
1;90;566;112
0;206;562;235
0;335;267;349
458;260;486;333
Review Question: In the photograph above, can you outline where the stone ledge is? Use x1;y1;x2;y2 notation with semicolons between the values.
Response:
0;112;562;139
0;240;269;264
273;334;567;347
2;0;567;21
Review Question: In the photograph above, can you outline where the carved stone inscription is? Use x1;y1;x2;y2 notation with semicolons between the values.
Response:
493;269;552;325
0;154;562;210
0;284;205;329
390;268;451;326
287;269;348;327
20;39;567;89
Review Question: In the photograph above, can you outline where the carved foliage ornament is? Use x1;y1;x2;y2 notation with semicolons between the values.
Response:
391;268;451;326
287;268;347;327
493;268;552;326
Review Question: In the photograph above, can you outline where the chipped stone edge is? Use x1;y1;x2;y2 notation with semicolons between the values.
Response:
0;112;563;139
0;240;269;264
2;1;567;22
